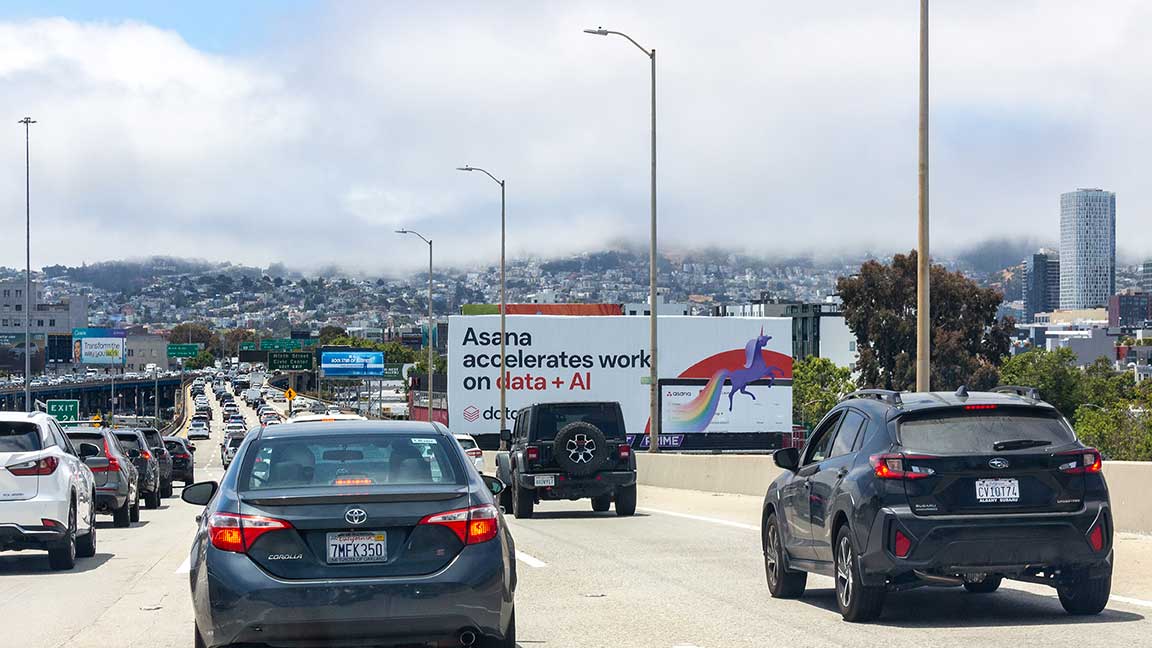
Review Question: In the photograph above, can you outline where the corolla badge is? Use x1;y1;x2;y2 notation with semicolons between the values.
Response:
345;508;368;525
988;458;1010;470
267;553;302;561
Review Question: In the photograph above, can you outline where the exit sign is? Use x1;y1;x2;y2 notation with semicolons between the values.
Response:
47;399;80;422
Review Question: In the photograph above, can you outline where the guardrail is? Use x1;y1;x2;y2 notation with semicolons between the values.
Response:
160;381;189;436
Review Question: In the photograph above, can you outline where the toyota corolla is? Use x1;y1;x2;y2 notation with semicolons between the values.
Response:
183;420;517;647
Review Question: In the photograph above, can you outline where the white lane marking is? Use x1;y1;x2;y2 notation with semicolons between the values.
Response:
175;555;191;574
638;507;759;532
515;550;547;568
1110;594;1152;609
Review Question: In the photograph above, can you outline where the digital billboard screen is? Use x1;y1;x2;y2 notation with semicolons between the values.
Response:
321;351;385;377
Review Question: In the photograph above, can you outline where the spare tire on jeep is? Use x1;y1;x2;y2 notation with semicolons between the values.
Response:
553;421;610;476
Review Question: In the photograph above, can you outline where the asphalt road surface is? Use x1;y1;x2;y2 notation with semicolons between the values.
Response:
3;385;1151;647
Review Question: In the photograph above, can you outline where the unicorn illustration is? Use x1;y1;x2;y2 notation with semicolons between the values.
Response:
668;329;785;433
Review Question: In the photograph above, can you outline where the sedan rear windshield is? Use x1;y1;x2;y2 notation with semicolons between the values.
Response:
240;434;463;491
898;409;1076;454
531;403;622;440
0;422;41;452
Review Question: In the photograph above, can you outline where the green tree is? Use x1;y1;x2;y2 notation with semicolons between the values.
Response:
1074;403;1152;461
168;322;214;346
1080;357;1135;408
998;348;1082;417
792;357;855;429
318;325;347;344
837;251;1014;391
184;349;216;370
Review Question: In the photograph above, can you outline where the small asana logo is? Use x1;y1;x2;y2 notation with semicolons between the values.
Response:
463;406;480;422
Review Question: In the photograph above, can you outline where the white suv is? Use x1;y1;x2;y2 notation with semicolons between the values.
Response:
0;412;99;570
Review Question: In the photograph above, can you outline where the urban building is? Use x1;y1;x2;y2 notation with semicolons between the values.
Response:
1108;291;1151;328
1059;188;1116;309
1143;260;1152;292
0;279;90;374
1023;252;1060;322
1033;308;1108;326
123;334;173;372
714;299;822;360
1045;328;1118;368
623;290;690;316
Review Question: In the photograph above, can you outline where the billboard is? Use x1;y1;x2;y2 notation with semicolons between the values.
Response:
321;351;386;377
447;315;793;447
72;328;126;365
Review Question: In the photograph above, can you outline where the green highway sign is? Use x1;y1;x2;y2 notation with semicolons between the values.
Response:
46;399;80;422
382;363;404;380
239;341;257;351
268;351;313;371
260;338;302;351
167;343;200;358
301;338;319;347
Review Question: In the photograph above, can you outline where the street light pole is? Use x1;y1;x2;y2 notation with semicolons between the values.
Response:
19;117;35;412
397;230;434;423
915;0;931;392
584;27;660;452
458;165;508;447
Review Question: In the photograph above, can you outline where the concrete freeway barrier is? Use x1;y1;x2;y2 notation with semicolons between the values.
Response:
486;451;1152;535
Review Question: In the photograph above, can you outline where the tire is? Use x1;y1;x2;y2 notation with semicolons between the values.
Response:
1058;568;1112;615
591;494;612;512
834;526;885;622
499;481;513;512
963;576;1002;594
553;421;610;476
194;624;207;648
764;512;807;598
161;480;174;499
145;488;161;510
77;504;97;559
615;484;637;517
48;504;78;571
186;471;196;486
513;482;534;519
113;495;132;528
130;496;141;523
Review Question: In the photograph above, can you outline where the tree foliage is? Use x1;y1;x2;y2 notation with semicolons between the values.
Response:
184;349;216;370
319;325;348;344
837;251;1014;391
1074;403;1152;461
792;357;855;428
998;348;1085;418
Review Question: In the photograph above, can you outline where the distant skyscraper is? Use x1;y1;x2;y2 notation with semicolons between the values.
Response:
1059;188;1115;309
1023;252;1060;322
1143;260;1152;293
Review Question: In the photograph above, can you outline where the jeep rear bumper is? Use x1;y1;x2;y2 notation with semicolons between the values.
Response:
517;470;636;500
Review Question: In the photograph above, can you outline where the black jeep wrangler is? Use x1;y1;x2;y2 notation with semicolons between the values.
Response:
496;401;637;519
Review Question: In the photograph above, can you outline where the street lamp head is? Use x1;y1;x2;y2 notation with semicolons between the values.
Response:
457;166;473;172
584;28;609;35
395;229;408;234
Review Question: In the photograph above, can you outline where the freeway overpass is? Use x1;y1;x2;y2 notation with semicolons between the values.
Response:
0;375;186;418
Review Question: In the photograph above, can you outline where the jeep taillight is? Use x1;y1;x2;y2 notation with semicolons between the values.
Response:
618;444;631;461
870;453;935;480
525;446;539;462
1058;448;1103;474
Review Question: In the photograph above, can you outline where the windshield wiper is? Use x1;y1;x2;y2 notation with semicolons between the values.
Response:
992;439;1053;451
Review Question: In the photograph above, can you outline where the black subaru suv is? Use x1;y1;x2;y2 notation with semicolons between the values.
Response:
762;387;1112;622
496;401;637;519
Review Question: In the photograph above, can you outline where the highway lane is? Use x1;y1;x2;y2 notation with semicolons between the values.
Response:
3;383;1151;647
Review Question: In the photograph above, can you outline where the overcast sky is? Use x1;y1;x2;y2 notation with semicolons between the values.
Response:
1;1;1150;273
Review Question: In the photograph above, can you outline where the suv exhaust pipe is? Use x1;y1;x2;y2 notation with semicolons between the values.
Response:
458;629;478;646
913;570;964;586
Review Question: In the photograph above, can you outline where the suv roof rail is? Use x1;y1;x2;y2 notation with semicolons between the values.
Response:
991;385;1041;400
842;389;903;407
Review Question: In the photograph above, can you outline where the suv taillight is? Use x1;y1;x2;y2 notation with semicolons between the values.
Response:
465;448;483;459
870;453;935;480
618;444;631;461
208;513;293;552
1058;448;1103;474
8;456;59;476
525;446;539;462
420;505;500;544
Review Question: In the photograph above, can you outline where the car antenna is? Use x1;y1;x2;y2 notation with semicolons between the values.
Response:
954;385;969;399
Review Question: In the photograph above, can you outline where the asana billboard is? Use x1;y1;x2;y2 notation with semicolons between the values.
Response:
448;315;793;449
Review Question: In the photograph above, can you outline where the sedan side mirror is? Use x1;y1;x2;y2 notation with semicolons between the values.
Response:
78;442;101;459
481;475;506;496
182;481;219;506
773;447;801;472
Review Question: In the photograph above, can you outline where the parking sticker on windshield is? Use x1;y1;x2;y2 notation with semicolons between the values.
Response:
411;438;438;444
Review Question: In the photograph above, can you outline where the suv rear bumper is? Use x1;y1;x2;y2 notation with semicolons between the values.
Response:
517;470;636;500
858;503;1113;587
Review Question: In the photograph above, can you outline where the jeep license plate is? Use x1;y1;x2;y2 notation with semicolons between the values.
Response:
975;478;1019;503
534;475;555;487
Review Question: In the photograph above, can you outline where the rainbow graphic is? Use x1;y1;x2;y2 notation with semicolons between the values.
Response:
668;371;730;433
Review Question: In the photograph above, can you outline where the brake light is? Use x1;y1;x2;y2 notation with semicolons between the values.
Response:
173;453;191;459
1058;448;1103;474
420;504;500;545
465;448;483;459
333;478;374;486
894;529;912;558
618;444;631;460
140;450;153;461
87;438;121;473
870;453;935;480
525;446;539;462
964;404;998;411
8;456;59;476
207;513;293;553
1088;522;1105;552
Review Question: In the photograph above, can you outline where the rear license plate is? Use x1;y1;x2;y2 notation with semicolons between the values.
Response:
975;478;1019;503
326;531;387;564
534;475;555;487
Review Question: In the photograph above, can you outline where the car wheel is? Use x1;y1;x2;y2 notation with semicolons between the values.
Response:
186;472;196;486
963;576;1002;594
764;512;806;598
77;504;97;558
1058;566;1112;615
145;488;161;509
113;495;132;528
513;482;534;519
591;494;611;512
130;496;141;523
161;480;174;499
499;480;513;512
48;504;78;571
194;623;207;648
834;526;885;622
615;484;637;517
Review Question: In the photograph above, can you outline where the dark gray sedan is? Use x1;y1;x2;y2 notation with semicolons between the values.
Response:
183;420;517;648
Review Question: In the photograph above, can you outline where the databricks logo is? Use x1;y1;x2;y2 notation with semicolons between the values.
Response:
462;406;481;422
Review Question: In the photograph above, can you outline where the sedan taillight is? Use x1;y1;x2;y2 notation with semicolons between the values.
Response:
208;513;293;553
419;504;500;545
